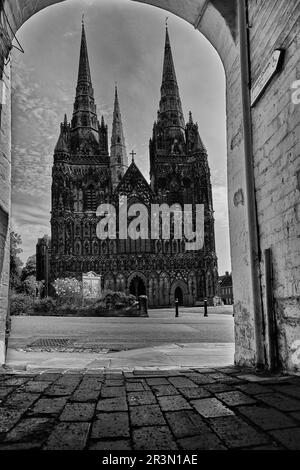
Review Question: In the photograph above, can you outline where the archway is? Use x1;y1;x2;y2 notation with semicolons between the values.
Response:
129;275;146;298
0;0;279;373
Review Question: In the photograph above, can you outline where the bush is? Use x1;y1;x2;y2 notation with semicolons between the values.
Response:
53;278;82;306
33;297;57;315
10;292;34;316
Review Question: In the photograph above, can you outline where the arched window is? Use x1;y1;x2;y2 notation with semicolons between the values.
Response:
85;185;97;211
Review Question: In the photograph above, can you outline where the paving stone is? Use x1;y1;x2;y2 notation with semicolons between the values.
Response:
209;415;270;448
45;377;81;396
133;426;177;450
20;381;52;394
236;383;274;395
206;373;229;380
0;386;15;401
89;440;132;450
150;384;180;397
178;434;226;450
191;398;234;418
204;383;236;393
105;373;124;380
126;381;148;392
168;377;198;388
91;412;130;439
128;391;157;406
165;410;208;439
0;408;23;433
70;387;101;402
29;397;68;416
195;369;217;374
270;428;300;450
101;386;126;398
96;397;128;412
4;392;40;412
255;392;300;411
179;387;211;400
59;403;95;421
146;378;169;386
105;379;124;387
215;367;240;375
157;395;192;411
4;417;54;443
248;444;285;450
214;377;243;385
188;374;216;385
44;422;90;450
130;405;166;427
290;411;300;421
133;370;179;377
0;442;42;450
237;405;298;430
271;385;300;400
2;377;30;387
34;373;61;382
216;391;256;406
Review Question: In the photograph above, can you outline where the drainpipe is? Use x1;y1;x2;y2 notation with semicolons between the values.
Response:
238;0;265;369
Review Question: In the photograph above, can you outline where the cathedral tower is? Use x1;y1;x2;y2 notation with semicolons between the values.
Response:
149;27;218;300
50;21;111;280
110;86;128;188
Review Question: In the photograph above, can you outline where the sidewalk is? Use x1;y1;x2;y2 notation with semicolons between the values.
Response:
0;365;299;450
6;342;235;371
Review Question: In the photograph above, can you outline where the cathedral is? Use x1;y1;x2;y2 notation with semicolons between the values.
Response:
48;21;219;307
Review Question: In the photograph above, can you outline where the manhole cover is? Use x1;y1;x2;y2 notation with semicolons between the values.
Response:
29;338;74;348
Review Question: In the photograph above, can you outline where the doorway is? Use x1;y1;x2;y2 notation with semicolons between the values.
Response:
174;286;183;306
129;276;146;299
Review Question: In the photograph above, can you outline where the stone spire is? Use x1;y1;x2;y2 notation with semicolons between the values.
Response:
158;27;185;136
71;20;99;135
110;86;128;188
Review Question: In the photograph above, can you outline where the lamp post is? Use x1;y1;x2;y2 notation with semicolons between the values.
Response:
204;298;208;317
175;298;179;318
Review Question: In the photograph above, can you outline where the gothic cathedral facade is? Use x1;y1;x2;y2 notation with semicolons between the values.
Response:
49;22;219;307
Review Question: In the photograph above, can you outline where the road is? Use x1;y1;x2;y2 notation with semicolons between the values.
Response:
8;306;234;351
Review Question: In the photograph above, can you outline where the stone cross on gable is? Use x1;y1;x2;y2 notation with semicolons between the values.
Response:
130;150;136;162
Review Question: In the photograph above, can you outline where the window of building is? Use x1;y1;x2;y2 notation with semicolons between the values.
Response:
85;185;97;211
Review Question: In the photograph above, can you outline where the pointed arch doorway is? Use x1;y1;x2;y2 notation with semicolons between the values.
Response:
175;286;184;306
129;275;146;298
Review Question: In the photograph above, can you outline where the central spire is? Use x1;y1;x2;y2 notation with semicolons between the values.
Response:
110;86;128;188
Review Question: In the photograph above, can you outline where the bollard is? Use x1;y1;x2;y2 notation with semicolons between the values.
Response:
204;299;208;317
138;295;148;317
175;298;179;318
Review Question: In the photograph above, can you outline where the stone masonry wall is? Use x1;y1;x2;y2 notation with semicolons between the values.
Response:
0;57;11;365
1;0;299;373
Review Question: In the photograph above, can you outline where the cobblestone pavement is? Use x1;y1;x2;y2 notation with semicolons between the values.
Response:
0;366;299;450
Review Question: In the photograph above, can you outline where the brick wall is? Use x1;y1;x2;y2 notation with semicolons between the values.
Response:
249;0;300;372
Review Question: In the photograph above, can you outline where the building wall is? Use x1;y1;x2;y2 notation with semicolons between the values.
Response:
249;0;300;371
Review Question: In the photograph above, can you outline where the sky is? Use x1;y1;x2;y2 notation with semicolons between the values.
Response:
11;0;231;274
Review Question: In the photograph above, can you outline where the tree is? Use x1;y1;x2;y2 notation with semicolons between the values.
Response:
10;231;23;291
21;254;36;282
23;275;37;297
